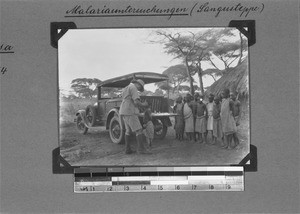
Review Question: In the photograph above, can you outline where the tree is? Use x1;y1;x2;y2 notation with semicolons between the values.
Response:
155;81;173;93
162;64;189;93
178;85;200;93
71;78;101;98
153;30;208;96
101;87;122;97
151;28;247;96
202;68;223;82
208;29;248;70
153;29;218;96
153;88;164;96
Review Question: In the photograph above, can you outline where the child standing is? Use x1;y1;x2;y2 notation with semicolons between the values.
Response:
143;108;154;149
173;96;185;140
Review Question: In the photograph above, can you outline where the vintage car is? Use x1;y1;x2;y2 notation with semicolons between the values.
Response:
75;72;176;144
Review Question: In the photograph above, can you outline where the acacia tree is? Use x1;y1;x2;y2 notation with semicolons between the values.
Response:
152;28;247;96
155;81;173;94
153;30;207;96
208;29;248;70
71;78;101;98
162;64;189;93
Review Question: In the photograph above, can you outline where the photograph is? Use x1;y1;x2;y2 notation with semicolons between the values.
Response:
58;27;250;166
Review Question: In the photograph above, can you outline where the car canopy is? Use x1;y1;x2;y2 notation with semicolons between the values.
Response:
98;72;169;88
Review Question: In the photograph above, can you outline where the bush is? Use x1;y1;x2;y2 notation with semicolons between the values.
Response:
59;98;97;126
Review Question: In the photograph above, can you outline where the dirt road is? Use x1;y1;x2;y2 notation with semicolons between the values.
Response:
60;120;249;166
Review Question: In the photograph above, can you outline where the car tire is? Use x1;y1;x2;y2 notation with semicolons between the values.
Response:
154;119;168;139
76;114;88;135
85;105;97;127
109;116;124;144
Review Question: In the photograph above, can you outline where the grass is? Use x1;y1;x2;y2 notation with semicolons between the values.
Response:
59;98;97;127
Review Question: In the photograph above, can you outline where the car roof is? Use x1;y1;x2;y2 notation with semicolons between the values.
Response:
98;72;168;88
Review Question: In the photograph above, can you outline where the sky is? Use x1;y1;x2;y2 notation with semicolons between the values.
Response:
58;27;243;95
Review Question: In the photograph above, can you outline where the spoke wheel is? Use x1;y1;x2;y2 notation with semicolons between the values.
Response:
154;119;167;139
109;116;124;144
76;114;88;135
85;105;97;126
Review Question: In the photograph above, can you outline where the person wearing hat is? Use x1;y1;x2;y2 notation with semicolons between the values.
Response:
119;79;151;154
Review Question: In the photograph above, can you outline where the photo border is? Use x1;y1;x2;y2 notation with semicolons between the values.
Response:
52;20;257;174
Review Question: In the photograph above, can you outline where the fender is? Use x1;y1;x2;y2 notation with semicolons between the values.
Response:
106;108;124;130
75;110;91;128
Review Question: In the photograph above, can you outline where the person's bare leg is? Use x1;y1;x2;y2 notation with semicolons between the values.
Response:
221;135;228;149
202;133;207;144
233;133;240;146
212;135;217;145
227;134;234;149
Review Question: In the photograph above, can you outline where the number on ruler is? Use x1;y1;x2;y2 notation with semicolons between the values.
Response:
209;185;214;190
158;185;163;190
89;186;95;191
80;186;88;191
226;184;231;189
141;185;147;190
192;185;197;190
106;186;113;191
124;186;129;191
175;185;180;190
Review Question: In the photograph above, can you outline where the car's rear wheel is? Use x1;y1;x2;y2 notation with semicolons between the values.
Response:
85;105;97;127
109;116;124;144
76;114;88;135
154;119;168;139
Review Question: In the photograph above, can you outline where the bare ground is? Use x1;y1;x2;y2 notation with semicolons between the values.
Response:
60;118;249;166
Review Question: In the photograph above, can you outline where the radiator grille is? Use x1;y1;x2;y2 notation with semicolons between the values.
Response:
140;96;168;113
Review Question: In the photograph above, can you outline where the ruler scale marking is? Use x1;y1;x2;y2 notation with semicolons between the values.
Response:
74;166;244;192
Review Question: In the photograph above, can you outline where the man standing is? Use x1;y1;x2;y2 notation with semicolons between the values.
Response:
194;95;207;144
119;79;150;154
230;92;241;126
220;88;237;149
230;92;241;146
212;96;223;145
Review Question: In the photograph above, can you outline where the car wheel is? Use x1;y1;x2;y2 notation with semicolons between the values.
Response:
85;105;97;127
109;116;124;144
76;114;88;135
154;119;168;139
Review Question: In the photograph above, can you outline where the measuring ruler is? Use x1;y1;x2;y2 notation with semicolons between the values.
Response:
74;166;244;192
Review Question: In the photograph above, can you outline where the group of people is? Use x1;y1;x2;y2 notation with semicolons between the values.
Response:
173;88;241;149
119;77;241;155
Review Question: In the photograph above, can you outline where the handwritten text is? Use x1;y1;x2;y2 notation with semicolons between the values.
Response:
1;67;7;75
0;44;14;53
65;2;264;19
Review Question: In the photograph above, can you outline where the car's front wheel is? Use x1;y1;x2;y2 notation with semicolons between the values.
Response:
85;105;97;127
154;119;168;139
76;114;88;135
109;116;124;144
